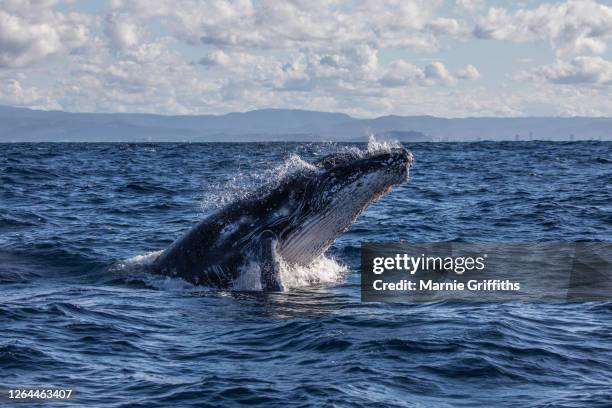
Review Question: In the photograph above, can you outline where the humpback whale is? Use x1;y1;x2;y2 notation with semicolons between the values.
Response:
151;146;413;291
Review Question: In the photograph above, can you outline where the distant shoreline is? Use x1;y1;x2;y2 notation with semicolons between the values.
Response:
1;105;611;142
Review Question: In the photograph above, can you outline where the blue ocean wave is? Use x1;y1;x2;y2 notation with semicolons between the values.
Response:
0;141;610;407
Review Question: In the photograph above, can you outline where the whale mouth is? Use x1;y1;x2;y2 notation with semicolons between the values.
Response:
278;146;413;266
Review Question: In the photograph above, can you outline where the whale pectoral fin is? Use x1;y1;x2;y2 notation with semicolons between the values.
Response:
259;235;284;292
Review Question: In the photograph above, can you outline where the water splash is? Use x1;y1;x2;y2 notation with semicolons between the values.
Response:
115;249;345;292
230;255;347;291
280;255;347;290
366;134;402;152
201;153;317;211
200;137;403;213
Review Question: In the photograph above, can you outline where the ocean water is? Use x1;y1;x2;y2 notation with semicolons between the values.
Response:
1;141;611;407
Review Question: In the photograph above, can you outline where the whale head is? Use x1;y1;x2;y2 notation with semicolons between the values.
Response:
277;147;413;266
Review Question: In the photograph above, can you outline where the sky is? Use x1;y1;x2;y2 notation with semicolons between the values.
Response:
1;0;612;117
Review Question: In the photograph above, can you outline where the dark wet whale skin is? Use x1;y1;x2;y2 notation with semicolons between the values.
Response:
150;147;413;290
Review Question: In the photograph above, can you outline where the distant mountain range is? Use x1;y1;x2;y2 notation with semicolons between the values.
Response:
1;105;610;142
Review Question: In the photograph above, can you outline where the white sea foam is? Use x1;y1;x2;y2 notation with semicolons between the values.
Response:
279;255;347;290
117;249;345;292
231;254;347;291
140;274;196;291
112;251;197;291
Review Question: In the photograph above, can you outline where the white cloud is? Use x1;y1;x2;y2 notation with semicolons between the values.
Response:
425;18;464;36
523;56;612;85
424;62;454;84
104;13;141;50
112;0;466;52
198;50;231;66
61;36;223;114
90;1;473;113
474;0;612;55
456;0;483;12
2;0;611;117
0;1;89;67
379;60;457;87
0;77;60;109
378;60;481;88
456;64;480;80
